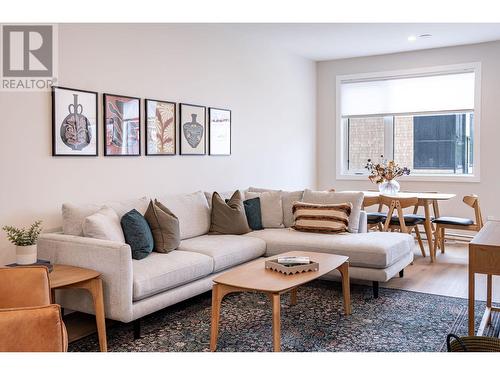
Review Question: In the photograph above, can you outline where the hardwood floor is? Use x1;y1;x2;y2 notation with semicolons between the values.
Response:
384;240;500;303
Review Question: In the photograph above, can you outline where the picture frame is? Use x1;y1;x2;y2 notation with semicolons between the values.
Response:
179;103;206;155
103;93;141;156
52;86;98;156
145;99;176;155
208;107;231;155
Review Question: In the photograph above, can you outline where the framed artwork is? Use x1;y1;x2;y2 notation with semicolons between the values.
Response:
208;107;231;155
179;103;206;155
52;86;98;156
104;93;141;156
145;99;176;155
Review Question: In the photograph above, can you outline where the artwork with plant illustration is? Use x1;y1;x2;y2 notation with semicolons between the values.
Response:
146;100;176;155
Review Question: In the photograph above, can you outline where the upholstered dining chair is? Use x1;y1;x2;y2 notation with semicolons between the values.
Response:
362;195;386;231
379;195;426;257
432;194;484;259
0;266;68;352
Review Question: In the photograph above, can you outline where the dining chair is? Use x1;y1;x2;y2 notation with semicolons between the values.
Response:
379;195;426;257
362;195;386;231
0;266;68;352
432;194;484;259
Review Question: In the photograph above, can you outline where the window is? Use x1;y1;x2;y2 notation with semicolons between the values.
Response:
337;64;480;181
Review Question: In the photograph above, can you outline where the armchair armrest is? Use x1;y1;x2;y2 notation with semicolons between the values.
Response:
38;233;133;322
0;304;67;352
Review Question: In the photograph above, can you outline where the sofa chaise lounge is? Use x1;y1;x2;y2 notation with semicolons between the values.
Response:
38;189;414;338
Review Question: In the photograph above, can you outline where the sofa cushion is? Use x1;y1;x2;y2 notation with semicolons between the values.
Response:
246;229;413;269
292;202;352;234
156;191;210;240
132;251;214;301
204;190;243;209
247;187;304;228
62;197;149;236
121;209;154;260
244;191;283;228
302;189;364;233
82;206;125;243
209;191;250;235
244;198;263;230
144;200;180;253
178;235;266;272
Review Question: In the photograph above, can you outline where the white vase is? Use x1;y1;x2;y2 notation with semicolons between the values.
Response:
16;244;37;265
378;179;400;195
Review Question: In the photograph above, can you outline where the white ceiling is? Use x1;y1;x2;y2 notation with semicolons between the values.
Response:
229;23;500;61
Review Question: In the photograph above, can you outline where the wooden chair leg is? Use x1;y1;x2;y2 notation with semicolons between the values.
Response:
441;227;445;254
433;225;440;252
414;226;426;257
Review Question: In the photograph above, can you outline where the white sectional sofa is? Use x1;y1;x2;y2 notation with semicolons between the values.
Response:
38;189;414;338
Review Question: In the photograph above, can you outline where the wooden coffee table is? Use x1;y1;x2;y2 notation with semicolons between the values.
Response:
210;251;350;352
49;264;107;352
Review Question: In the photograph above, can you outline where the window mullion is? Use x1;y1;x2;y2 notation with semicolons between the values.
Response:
384;116;394;160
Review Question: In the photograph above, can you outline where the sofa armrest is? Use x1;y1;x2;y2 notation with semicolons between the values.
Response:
358;210;368;233
38;233;133;322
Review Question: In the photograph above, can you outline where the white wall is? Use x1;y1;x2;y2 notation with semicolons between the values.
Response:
317;41;500;221
0;24;316;264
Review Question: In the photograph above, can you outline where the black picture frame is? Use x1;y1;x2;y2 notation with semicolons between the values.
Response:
208;107;231;156
145;99;177;156
103;93;141;156
52;86;98;157
179;103;207;155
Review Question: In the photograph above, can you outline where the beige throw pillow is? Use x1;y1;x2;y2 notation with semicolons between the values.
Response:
144;200;181;253
82;206;125;242
292;202;352;234
245;191;284;228
209;191;251;235
302;189;364;233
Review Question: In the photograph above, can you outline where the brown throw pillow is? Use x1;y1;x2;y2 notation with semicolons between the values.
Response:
209;191;251;235
292;201;352;234
144;200;180;253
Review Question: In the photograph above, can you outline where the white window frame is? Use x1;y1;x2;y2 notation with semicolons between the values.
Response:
335;63;481;182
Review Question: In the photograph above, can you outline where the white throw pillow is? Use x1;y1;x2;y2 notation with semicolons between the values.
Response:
302;189;364;233
245;191;284;228
247;187;304;228
82;206;125;242
62;196;149;236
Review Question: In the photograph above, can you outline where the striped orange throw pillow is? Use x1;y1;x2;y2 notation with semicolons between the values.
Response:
292;201;352;234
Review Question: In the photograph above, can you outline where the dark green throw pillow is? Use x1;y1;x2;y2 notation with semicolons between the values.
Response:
244;197;263;231
121;209;154;260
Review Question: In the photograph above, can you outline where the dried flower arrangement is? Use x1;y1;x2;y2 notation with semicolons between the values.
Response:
365;156;410;184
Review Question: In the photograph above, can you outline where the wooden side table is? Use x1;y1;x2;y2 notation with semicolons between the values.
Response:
49;264;108;352
468;221;500;336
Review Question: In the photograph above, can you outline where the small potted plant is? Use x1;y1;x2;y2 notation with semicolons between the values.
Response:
2;221;43;265
366;156;410;195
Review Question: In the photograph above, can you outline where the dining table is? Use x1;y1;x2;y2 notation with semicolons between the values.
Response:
353;191;456;262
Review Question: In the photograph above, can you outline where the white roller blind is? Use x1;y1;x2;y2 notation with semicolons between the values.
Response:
340;72;475;117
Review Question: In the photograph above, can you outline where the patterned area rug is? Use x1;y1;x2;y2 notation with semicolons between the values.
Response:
69;280;495;352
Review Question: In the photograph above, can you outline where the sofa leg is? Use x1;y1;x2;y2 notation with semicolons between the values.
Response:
133;319;141;340
399;269;404;278
372;281;379;298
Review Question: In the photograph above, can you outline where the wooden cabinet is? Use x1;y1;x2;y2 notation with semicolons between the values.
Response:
469;221;500;336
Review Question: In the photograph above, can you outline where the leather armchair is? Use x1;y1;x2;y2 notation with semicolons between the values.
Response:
0;266;68;352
